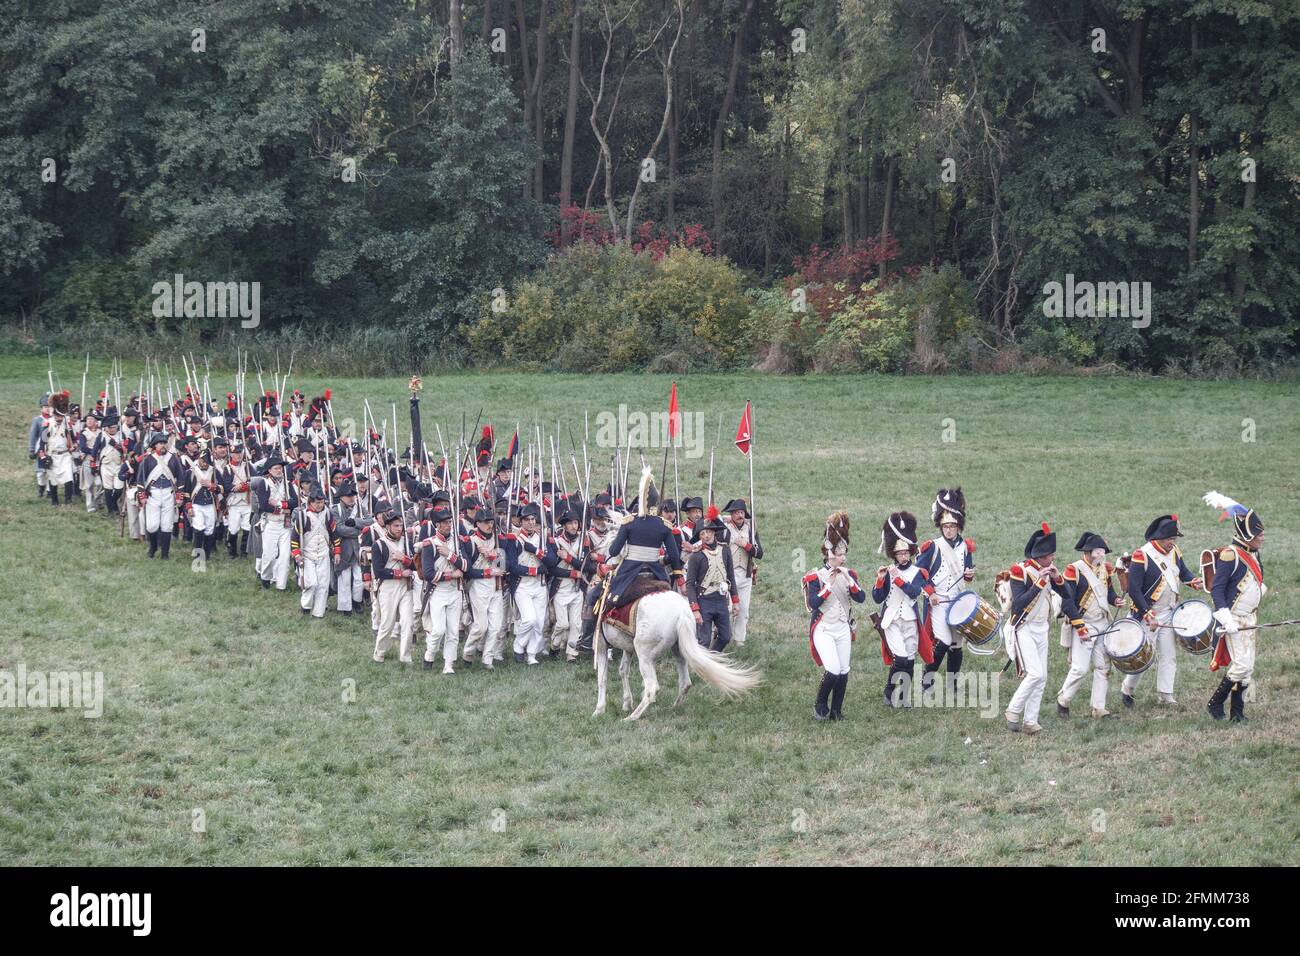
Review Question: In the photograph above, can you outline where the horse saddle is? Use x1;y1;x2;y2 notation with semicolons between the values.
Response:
603;577;670;635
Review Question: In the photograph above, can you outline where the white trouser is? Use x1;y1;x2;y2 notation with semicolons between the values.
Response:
464;579;505;661
1058;618;1110;711
191;503;217;534
336;564;364;611
374;579;414;662
144;487;177;533
1226;611;1257;684
813;617;852;675
732;575;753;645
299;554;332;617
81;460;101;511
422;584;463;664
931;592;963;648
513;579;549;657
1007;619;1050;725
126;489;144;539
226;502;252;533
551;585;583;657
1121;604;1177;697
883;616;918;660
259;518;292;589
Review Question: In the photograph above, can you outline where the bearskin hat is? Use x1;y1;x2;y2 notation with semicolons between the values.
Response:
50;390;71;415
476;424;494;466
879;511;918;556
823;511;850;558
932;487;966;530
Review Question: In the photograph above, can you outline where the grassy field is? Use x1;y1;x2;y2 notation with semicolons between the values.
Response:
1;353;1297;865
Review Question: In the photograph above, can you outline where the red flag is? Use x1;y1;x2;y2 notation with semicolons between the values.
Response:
734;401;752;456
668;382;680;439
506;430;519;459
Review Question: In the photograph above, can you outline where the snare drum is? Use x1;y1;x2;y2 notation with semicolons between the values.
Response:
1103;618;1154;675
1170;599;1215;655
946;590;1002;647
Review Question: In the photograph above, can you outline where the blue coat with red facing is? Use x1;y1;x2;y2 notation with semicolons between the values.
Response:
803;567;867;664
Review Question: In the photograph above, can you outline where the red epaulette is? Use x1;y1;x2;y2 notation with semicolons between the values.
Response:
500;533;518;541
1063;564;1078;582
919;539;934;553
965;537;976;552
1130;550;1147;564
802;571;818;584
1008;564;1026;581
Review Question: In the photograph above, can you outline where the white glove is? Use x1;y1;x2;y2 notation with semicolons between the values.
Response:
1213;608;1239;634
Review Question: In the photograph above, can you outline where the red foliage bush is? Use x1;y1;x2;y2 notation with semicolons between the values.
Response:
548;205;714;260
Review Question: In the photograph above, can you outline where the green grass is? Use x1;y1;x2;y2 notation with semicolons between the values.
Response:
1;354;1298;865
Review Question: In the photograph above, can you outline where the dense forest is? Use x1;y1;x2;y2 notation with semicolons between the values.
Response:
2;1;1298;374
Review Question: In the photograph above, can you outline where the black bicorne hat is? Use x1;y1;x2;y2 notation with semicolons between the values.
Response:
1074;531;1110;553
1144;514;1183;541
1025;522;1057;559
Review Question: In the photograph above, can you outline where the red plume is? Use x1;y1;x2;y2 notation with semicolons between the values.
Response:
482;424;493;440
1041;522;1050;534
1171;514;1178;522
706;504;719;521
324;389;331;400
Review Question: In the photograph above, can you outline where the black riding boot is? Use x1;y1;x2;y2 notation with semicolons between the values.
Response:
63;481;75;504
203;532;215;560
1207;676;1232;720
38;480;46;498
227;531;239;558
1229;682;1248;723
159;532;171;560
239;531;250;557
829;673;849;720
814;672;836;720
885;660;912;708
577;614;596;655
49;485;60;506
147;531;158;558
923;641;949;693
901;658;916;708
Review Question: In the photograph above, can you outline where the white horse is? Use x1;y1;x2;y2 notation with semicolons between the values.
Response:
593;588;761;720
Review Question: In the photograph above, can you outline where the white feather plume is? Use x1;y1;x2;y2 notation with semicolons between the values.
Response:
638;465;653;517
1202;491;1241;512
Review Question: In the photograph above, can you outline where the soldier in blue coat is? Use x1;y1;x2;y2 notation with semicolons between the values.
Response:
1202;493;1266;723
604;468;684;609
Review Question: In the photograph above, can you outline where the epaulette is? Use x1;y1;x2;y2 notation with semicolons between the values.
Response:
1218;547;1237;562
1009;564;1026;581
619;513;635;525
802;571;818;584
919;539;934;553
661;516;674;530
1130;550;1147;564
1063;564;1078;581
965;537;976;552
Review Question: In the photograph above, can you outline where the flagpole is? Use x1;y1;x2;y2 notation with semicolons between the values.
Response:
746;401;756;539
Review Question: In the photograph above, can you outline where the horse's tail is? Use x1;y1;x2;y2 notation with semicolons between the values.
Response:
672;598;761;699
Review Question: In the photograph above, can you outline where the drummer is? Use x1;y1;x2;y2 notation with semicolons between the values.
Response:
1121;514;1203;710
916;488;975;695
1055;532;1126;719
1202;494;1265;723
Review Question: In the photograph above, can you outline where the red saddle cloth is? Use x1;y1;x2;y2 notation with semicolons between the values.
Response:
605;577;670;630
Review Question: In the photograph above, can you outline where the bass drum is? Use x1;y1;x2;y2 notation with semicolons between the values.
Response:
1103;618;1154;675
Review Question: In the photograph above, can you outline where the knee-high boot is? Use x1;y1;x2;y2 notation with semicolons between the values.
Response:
922;641;948;692
50;484;60;506
227;530;239;557
159;532;171;560
1229;682;1248;723
814;671;836;720
203;532;215;560
1206;676;1232;720
63;481;75;504
829;673;849;720
147;531;158;558
901;657;916;708
239;530;250;557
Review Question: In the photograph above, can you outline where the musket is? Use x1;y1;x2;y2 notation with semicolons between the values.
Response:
47;348;56;398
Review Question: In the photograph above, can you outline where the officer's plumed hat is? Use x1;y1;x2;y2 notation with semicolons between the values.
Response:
1203;491;1263;545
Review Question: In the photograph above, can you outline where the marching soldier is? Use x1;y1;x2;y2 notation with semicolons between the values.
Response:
292;485;340;618
40;392;77;506
723;498;761;645
679;496;704;554
1003;523;1081;734
184;446;223;559
332;481;368;615
28;394;51;498
97;410;127;516
916;488;976;692
218;443;255;557
136;430;186;559
506;503;550;665
872;511;935;708
574;505;615;655
686;509;739;651
1121;514;1203;710
462;506;508;667
1203;493;1266;723
77;409;105;512
418;506;467;673
1055;533;1125;719
547;508;586;660
371;509;417;663
250;453;297;590
805;512;867;720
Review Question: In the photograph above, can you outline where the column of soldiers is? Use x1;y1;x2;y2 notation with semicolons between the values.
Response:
803;488;1269;729
28;384;761;675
